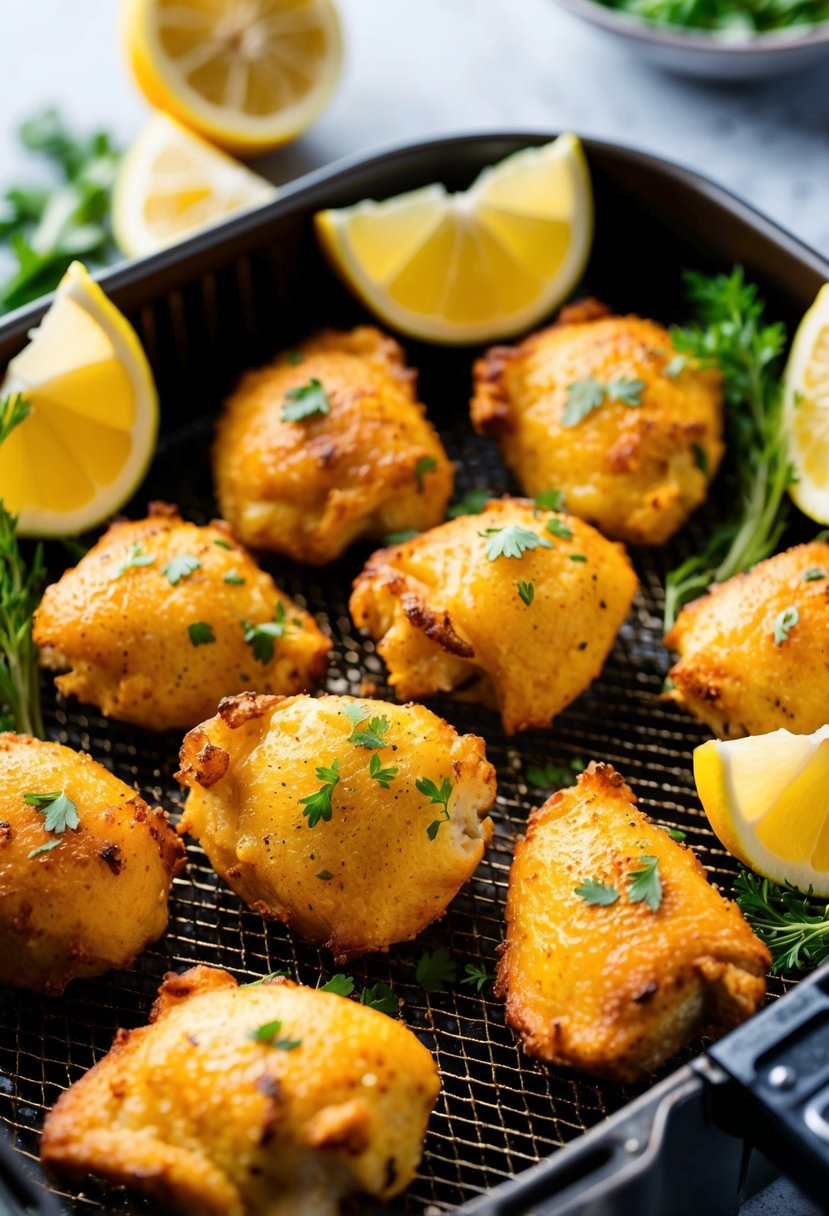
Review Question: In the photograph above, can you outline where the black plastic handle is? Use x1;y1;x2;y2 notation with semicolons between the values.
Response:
0;1131;64;1216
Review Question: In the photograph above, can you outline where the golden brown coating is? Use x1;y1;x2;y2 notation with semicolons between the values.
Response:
33;504;330;732
177;693;495;960
664;542;829;739
496;763;769;1082
470;303;724;546
350;498;637;736
0;733;184;994
41;965;440;1216
213;327;453;565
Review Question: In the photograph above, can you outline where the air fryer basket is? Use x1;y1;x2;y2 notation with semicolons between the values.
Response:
1;134;829;1216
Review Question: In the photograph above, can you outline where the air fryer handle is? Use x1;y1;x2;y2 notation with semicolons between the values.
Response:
705;963;829;1210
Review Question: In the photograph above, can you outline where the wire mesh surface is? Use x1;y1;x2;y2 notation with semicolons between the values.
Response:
0;210;803;1214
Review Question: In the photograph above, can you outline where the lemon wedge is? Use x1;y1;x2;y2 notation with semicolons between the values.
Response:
783;281;829;525
113;111;277;258
0;262;158;537
120;0;343;156
694;726;829;895
315;134;593;345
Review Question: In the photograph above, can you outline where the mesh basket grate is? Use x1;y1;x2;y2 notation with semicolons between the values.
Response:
0;237;800;1215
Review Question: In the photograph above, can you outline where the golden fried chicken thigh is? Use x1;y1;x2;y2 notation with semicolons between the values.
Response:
665;542;829;738
0;733;183;994
42;965;440;1216
471;302;724;545
496;764;768;1082
177;692;495;960
213;327;453;565
350;498;637;735
33;504;330;731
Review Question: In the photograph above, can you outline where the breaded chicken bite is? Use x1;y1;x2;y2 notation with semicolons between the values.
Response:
496;763;769;1082
213;327;453;565
665;542;829;738
471;302;724;545
350;498;637;735
42;965;440;1216
0;733;184;994
176;692;495;961
33;504;330;732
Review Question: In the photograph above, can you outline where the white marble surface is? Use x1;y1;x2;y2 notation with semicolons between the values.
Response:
1;0;828;257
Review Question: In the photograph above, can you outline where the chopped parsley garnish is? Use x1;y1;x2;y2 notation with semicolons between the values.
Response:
525;758;585;789
663;354;687;379
349;714;389;750
281;378;330;422
665;827;686;842
113;542;156;578
188;621;215;646
414;454;438;492
447;487;489;518
416;947;457;992
223;569;246;585
803;567;826;582
369;752;398;788
563;376;645;427
569;553;587;562
534;489;566;511
574;878;620;906
299;760;340;828
162;554;200;585
321;974;355;996
692;443;709;474
546;517;573;540
461;963;493;992
416;775;454;840
773;606;799;646
384;529;420;544
242;970;290;987
517;580;534;606
248;1020;302;1051
481;525;552;562
24;790;80;859
360;982;398;1015
243;602;289;665
627;855;663;912
213;538;234;550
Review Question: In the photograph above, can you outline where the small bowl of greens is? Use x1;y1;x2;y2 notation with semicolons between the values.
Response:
552;0;829;77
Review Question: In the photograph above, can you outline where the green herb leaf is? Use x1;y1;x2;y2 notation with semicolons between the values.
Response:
734;868;829;973
223;569;246;585
28;838;63;859
692;443;709;475
348;714;390;750
461;963;493;992
534;489;566;511
627;854;663;912
369;751;398;788
563;378;606;426
607;377;646;407
574;878;620;906
663;354;687;379
316;869;334;881
482;525;553;562
384;529;420;544
113;542;156;578
248;1020;302;1050
416;947;458;992
281;378;330;422
569;553;587;562
242;970;290;987
321;974;355;997
242;603;289;665
517;580;534;606
188;621;215;647
447;488;490;518
525;758;585;789
213;538;234;550
803;567;826;582
546;517;573;540
665;827;686;842
162;554;200;585
773;605;799;646
414;454;438;492
360;982;399;1015
299;759;340;828
417;775;453;839
24;789;80;858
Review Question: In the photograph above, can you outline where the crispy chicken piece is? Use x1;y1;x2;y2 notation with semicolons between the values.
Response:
41;965;440;1216
0;733;183;994
33;504;330;732
470;303;724;546
496;764;769;1082
213;327;453;565
350;498;637;735
665;542;829;739
177;693;495;960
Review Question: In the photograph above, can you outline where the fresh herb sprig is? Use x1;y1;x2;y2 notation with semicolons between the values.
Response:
602;0;829;35
0;395;44;737
417;775;454;839
299;760;341;828
663;268;792;631
734;869;829;973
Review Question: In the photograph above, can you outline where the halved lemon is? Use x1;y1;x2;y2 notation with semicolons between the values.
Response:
121;0;343;156
694;726;829;895
0;262;158;537
783;281;829;525
113;111;277;258
315;134;593;345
